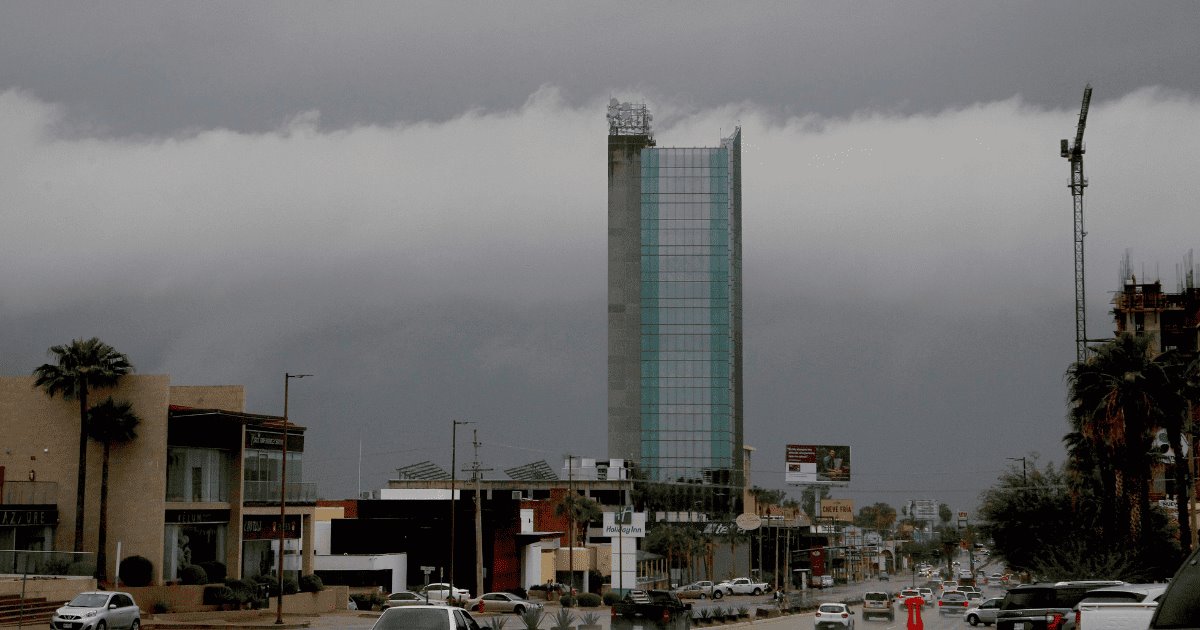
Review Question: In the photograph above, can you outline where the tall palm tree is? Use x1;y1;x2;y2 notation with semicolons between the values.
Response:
1067;333;1173;545
31;338;134;552
86;397;140;583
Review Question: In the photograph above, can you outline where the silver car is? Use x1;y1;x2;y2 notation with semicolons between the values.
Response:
381;591;428;609
465;592;542;615
52;591;141;630
964;597;1003;626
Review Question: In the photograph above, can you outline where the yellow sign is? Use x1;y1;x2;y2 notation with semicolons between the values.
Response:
820;499;855;523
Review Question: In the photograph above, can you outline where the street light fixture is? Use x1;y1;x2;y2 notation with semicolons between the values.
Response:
276;373;311;625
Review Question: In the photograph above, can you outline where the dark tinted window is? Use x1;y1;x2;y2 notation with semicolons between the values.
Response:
1003;589;1054;609
1053;587;1098;608
1153;552;1200;628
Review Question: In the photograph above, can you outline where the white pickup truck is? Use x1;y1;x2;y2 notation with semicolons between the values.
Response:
717;577;771;596
1069;584;1167;630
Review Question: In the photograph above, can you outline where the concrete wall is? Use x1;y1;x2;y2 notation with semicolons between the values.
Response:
0;576;95;602
168;386;245;412
0;375;170;584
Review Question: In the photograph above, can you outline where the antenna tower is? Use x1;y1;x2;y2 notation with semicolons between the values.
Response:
1061;84;1093;363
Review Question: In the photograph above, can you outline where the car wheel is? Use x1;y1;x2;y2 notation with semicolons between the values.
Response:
968;614;980;626
131;620;141;630
699;593;706;600
513;605;524;615
752;588;762;596
96;621;106;630
713;590;723;600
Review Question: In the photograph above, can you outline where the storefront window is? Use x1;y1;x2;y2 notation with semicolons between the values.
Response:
166;447;232;502
163;522;226;581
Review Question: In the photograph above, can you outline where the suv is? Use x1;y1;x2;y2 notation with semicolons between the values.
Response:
863;591;894;621
52;592;141;630
996;581;1123;630
814;602;856;629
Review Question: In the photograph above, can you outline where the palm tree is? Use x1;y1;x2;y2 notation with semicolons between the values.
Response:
1067;333;1174;545
86;397;140;583
31;338;134;552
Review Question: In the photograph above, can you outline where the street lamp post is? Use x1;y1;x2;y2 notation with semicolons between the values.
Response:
276;373;311;624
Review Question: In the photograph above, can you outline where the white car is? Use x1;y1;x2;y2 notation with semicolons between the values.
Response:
372;605;485;630
918;588;934;606
52;591;141;630
420;583;471;602
720;577;770;595
465;592;542;615
814;602;855;629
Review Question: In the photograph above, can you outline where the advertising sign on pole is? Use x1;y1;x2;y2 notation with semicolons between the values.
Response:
912;499;937;521
820;499;855;523
786;444;852;484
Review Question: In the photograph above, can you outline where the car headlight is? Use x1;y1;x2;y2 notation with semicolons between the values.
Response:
85;610;99;617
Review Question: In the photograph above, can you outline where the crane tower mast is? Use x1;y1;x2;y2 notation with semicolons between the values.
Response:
1061;84;1093;363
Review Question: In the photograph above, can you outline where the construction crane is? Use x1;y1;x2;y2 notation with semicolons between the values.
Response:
1061;84;1093;363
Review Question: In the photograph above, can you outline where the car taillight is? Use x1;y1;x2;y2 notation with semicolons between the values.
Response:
1075;610;1081;630
1046;612;1065;630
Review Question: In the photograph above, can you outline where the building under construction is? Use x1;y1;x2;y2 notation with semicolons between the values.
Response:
1111;255;1200;356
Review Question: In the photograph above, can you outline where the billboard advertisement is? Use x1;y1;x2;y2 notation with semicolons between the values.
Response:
785;444;852;484
820;499;855;523
911;499;937;521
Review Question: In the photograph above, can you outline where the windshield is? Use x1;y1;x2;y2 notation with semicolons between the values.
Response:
372;608;450;630
67;594;110;608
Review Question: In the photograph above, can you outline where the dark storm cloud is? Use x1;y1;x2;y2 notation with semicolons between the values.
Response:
2;2;1199;513
1;2;1197;135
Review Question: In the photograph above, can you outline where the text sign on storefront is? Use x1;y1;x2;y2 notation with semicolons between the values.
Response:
243;515;300;540
0;508;58;526
245;430;304;452
166;509;230;524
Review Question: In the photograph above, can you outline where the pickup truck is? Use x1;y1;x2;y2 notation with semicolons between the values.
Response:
718;578;771;596
612;589;691;622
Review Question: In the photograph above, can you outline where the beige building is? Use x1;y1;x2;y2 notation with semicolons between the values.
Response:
0;375;316;585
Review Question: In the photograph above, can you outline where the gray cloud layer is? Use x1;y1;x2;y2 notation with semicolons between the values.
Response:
4;84;1199;512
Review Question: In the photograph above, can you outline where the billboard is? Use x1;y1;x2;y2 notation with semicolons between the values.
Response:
820;499;855;523
911;499;937;521
786;444;852;484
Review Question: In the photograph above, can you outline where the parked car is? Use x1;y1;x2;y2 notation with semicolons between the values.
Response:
814;602;856;630
673;581;723;600
938;591;970;615
420;583;471;602
819;575;835;588
862;591;895;622
720;577;770;595
52;591;141;630
381;591;427;609
1149;543;1200;630
371;605;487;630
965;597;1004;627
466;592;542;615
996;581;1124;630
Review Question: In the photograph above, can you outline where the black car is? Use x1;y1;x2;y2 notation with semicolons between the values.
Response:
996;581;1123;630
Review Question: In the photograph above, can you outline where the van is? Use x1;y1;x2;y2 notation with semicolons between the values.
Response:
819;575;834;588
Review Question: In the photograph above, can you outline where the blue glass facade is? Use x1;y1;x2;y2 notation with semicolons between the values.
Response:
638;142;738;483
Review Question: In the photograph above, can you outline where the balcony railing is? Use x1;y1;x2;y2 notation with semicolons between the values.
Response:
243;480;318;504
1;481;58;505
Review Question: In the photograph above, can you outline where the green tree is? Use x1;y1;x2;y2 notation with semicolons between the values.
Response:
1067;333;1177;546
937;503;952;525
32;337;134;552
855;502;898;531
799;485;830;518
86;397;140;583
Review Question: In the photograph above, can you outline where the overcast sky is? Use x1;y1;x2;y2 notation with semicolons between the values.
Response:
3;2;1199;517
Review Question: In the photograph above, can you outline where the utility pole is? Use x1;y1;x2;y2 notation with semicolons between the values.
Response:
468;430;492;599
1061;84;1094;363
1007;457;1027;485
566;454;575;596
449;420;472;600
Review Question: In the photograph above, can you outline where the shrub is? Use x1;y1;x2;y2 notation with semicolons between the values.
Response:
349;594;374;611
519;609;546;630
282;576;299;595
579;611;602;626
558;595;575;608
180;564;209;585
152;601;169;614
576;593;601;607
224;579;256;606
552;608;576;629
299;574;324;592
198;561;227;583
505;587;528;600
601;591;620;606
203;585;235;606
41;558;71;575
119;556;153;587
251;574;279;596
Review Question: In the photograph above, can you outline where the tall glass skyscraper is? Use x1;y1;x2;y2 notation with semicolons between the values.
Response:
607;100;743;488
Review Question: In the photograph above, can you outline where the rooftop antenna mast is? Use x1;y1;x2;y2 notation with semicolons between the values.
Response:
1061;84;1093;363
